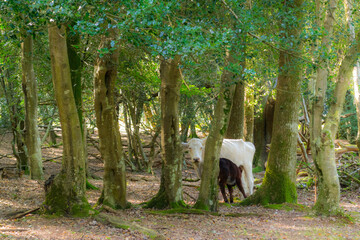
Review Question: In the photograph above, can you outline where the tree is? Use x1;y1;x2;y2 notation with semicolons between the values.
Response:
146;56;185;209
44;24;90;216
243;0;304;205
310;2;360;213
195;51;236;211
94;26;128;209
21;32;44;180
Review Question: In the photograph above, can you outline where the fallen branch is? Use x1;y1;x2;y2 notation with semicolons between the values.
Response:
9;207;40;219
182;178;200;182
341;171;360;186
0;228;29;232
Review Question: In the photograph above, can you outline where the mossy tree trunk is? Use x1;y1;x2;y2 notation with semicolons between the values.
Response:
66;26;90;178
195;53;235;212
310;0;340;215
312;30;360;215
21;34;43;180
94;27;128;209
146;56;184;209
44;24;90;216
243;0;304;205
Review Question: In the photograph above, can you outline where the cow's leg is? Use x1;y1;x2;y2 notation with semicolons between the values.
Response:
227;184;234;203
219;179;229;203
242;163;254;195
235;174;247;199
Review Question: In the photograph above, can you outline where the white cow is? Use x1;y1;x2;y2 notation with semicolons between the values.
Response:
183;138;255;196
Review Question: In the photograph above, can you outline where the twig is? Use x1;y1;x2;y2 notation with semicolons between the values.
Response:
183;191;197;202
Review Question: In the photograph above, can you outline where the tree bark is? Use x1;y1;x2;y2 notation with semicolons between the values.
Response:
44;24;90;216
94;27;128;209
146;56;184;209
313;30;360;215
225;80;245;139
243;0;304;205
195;52;235;212
21;34;44;180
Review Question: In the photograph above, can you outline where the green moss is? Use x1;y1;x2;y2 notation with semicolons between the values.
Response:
193;200;210;211
43;174;91;217
169;200;187;209
264;203;309;212
145;208;209;215
241;171;297;206
86;180;99;190
144;190;169;209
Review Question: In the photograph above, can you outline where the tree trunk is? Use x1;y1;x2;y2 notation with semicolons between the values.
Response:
44;24;90;216
243;0;304;205
313;31;360;215
66;27;89;178
146;56;184;209
94;27;128;209
253;96;274;169
244;87;254;142
195;52;235;212
21;34;44;180
225;81;244;139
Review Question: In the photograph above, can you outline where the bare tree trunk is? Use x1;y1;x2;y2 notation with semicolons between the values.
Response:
146;56;184;209
243;0;304;205
195;52;235;212
44;24;90;216
94;27;128;209
21;34;43;180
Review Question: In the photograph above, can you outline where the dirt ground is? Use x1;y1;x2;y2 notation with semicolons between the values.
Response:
0;130;360;240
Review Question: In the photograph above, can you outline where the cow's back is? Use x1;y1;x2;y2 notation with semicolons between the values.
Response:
220;139;255;167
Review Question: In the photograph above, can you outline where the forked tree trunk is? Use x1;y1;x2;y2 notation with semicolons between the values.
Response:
243;0;304;205
94;28;128;209
44;24;90;216
310;0;341;215
195;52;235;212
21;34;44;180
313;32;360;215
146;56;184;209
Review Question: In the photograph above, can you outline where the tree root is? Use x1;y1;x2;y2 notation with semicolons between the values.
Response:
95;212;165;240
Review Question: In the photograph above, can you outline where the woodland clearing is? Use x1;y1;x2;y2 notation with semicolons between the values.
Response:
0;131;359;240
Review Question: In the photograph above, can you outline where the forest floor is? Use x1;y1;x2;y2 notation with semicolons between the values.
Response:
0;130;360;240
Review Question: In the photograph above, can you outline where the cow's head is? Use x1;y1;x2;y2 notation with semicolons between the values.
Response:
182;138;206;177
